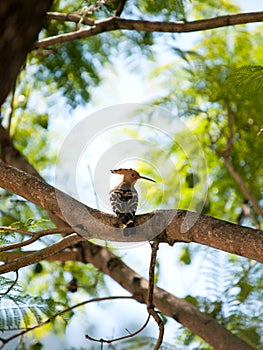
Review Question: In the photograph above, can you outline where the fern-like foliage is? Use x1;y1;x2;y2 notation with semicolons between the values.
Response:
226;65;263;95
179;248;263;349
0;288;57;331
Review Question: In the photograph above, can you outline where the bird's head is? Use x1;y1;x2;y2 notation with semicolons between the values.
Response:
110;168;156;184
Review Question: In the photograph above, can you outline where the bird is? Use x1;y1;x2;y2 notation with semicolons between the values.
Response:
109;168;156;235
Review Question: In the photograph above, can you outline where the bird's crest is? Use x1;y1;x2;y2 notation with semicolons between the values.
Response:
111;168;156;183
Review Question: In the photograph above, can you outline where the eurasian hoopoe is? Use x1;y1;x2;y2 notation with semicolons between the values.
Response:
110;168;156;234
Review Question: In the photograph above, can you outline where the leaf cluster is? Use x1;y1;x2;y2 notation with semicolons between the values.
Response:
148;25;263;225
138;0;189;21
0;190;52;229
0;276;57;332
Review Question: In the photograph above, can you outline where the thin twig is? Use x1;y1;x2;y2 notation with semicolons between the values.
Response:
0;227;74;253
0;233;84;275
147;239;164;350
0;296;133;349
0;226;73;237
223;158;263;217
46;12;94;26
0;270;19;296
0;226;36;237
85;314;151;344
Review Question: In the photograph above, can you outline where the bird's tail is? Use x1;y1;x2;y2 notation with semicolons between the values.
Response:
118;213;136;236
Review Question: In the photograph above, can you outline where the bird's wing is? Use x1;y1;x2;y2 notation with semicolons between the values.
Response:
110;188;138;214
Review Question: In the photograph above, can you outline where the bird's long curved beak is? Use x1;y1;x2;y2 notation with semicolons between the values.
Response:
139;175;156;183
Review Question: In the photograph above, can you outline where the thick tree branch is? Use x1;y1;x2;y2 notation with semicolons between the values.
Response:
0;160;262;263
0;250;79;263
0;0;54;106
1;243;255;350
35;11;263;49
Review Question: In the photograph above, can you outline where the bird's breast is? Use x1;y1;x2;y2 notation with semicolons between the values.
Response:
110;184;138;214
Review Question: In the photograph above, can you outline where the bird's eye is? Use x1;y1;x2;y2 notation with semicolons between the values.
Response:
131;174;134;177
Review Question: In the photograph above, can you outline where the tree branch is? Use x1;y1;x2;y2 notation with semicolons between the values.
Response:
85;314;150;345
115;0;127;17
82;241;255;350
46;12;95;26
0;227;73;253
223;157;263;217
0;233;84;274
0;160;262;263
0;295;134;349
147;240;164;350
35;11;263;49
0;124;66;228
1;243;255;350
0;0;54;106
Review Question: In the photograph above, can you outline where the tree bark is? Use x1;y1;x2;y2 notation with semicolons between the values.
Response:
35;12;263;48
0;0;53;106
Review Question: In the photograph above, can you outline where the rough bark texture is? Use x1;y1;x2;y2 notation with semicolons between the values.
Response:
0;0;53;106
0;160;262;264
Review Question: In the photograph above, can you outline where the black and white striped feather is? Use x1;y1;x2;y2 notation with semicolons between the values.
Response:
109;183;138;227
